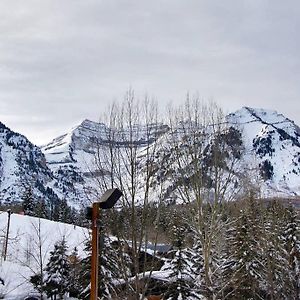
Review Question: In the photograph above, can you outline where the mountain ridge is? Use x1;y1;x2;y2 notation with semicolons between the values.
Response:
0;107;300;209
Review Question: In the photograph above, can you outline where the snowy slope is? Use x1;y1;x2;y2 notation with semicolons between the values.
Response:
0;212;88;299
227;107;300;196
0;122;58;205
0;121;93;208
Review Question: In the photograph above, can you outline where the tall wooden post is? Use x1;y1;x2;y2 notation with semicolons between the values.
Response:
3;209;12;261
89;188;122;300
91;202;100;300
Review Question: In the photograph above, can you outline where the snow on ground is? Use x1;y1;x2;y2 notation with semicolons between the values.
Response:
0;212;89;299
0;261;33;299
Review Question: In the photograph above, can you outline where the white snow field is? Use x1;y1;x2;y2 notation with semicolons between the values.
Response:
0;212;88;299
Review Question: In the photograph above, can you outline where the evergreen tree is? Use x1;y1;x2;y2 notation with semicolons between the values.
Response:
187;230;206;297
262;201;289;299
22;185;35;216
44;239;70;300
78;239;91;300
35;198;49;219
78;236;124;300
29;273;44;300
189;205;224;299
164;225;200;300
191;236;204;279
221;211;265;299
53;198;73;223
283;206;300;299
51;198;61;222
99;235;120;299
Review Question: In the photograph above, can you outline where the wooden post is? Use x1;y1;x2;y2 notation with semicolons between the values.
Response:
3;209;12;261
91;202;100;300
89;188;122;300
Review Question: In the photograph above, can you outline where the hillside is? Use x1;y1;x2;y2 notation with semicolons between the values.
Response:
0;122;58;206
228;107;300;196
0;212;87;299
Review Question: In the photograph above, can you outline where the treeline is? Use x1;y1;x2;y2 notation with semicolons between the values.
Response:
158;198;300;300
102;197;300;300
0;185;87;226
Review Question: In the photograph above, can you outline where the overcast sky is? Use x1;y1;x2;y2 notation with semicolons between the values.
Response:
0;0;299;145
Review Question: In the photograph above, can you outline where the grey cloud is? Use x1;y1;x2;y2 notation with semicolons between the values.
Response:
0;0;299;144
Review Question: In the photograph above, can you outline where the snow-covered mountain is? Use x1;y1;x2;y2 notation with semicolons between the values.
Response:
0;120;95;209
0;122;58;205
41;119;170;203
227;107;300;196
0;107;299;209
41;107;300;200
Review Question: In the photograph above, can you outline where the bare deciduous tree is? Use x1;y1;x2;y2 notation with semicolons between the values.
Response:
162;96;244;299
92;90;167;299
17;219;50;300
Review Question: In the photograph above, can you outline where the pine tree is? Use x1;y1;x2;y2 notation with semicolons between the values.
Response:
262;201;289;299
282;206;300;299
55;198;73;224
221;211;265;299
189;205;224;299
191;236;204;278
164;225;200;300
34;198;48;219
78;239;91;300
29;273;44;300
78;236;124;300
44;239;70;300
22;185;35;216
99;236;120;299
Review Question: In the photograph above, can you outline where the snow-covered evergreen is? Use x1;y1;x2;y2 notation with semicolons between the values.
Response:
44;239;70;300
163;225;201;300
282;206;300;299
221;211;265;299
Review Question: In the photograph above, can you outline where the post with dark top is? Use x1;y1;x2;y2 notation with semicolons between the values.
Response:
90;202;100;300
90;188;123;300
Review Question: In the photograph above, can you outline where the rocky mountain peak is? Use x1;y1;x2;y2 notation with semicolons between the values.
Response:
227;107;300;195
